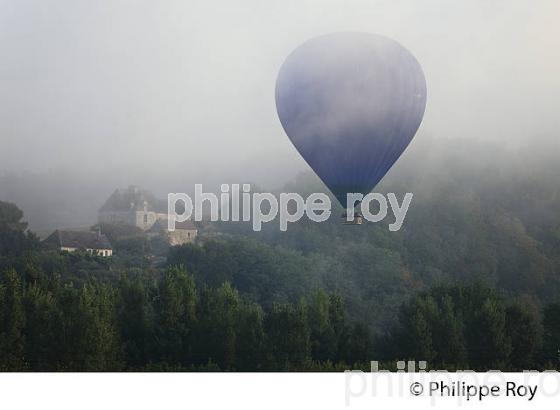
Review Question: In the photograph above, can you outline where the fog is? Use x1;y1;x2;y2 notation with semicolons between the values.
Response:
1;0;559;230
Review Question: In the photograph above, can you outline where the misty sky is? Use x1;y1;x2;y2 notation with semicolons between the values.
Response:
1;0;559;189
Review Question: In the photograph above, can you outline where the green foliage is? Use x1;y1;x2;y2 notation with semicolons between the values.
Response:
506;303;540;369
0;264;372;371
116;275;152;368
0;269;26;370
168;238;318;307
23;281;59;370
0;201;28;232
264;301;310;370
0;265;559;371
0;201;39;273
154;266;197;366
542;302;560;366
385;283;552;371
1;198;560;371
196;283;240;369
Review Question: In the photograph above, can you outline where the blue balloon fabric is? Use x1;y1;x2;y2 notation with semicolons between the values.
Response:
275;32;427;208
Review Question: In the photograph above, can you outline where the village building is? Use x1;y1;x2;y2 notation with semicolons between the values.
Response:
98;185;169;230
147;219;198;246
99;185;198;246
44;230;113;256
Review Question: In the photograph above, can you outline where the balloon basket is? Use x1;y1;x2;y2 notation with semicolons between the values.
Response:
341;212;364;225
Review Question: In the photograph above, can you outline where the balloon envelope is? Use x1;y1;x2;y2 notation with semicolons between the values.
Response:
275;32;427;207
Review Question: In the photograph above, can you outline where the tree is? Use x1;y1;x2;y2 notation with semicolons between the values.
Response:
235;302;265;370
542;302;560;367
264;301;310;370
328;293;348;361
0;269;26;370
116;275;152;368
433;295;466;367
75;282;120;370
468;298;511;370
23;282;58;370
50;282;120;371
0;202;38;272
505;303;540;370
396;295;437;363
344;323;371;365
308;290;337;362
196;282;241;370
0;201;27;232
154;266;197;366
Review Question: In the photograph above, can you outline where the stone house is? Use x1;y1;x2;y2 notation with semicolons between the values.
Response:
98;185;169;230
99;185;198;246
147;219;198;246
44;230;113;256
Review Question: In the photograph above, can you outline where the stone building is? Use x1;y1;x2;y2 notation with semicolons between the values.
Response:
98;185;168;230
44;230;113;256
147;219;198;246
99;185;198;246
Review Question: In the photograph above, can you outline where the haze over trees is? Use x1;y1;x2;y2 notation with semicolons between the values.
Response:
1;139;560;370
1;179;560;370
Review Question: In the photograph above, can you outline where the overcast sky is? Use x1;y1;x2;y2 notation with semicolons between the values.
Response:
1;0;559;189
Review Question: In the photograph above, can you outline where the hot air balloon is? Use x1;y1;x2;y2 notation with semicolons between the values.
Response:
275;32;426;223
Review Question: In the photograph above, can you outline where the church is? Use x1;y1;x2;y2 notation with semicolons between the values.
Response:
99;185;197;245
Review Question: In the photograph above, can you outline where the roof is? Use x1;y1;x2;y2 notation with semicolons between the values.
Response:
99;185;167;213
44;230;113;250
174;220;197;231
146;219;167;233
147;219;197;233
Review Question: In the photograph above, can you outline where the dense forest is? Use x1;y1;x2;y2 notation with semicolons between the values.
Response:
0;200;559;370
1;139;560;371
